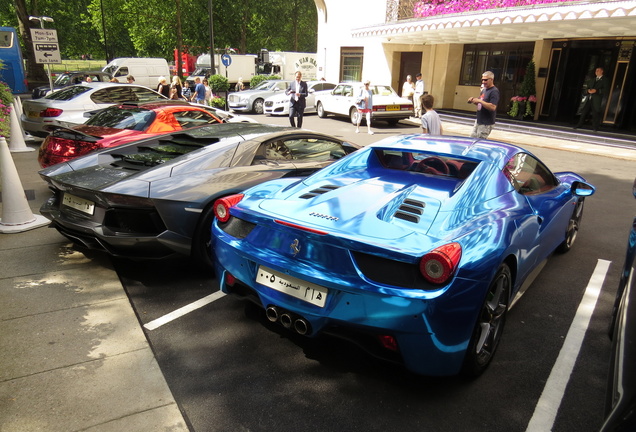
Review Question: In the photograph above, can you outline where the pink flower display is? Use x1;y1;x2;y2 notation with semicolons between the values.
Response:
413;0;580;18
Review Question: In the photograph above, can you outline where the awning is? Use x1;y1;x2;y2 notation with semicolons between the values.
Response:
352;1;636;44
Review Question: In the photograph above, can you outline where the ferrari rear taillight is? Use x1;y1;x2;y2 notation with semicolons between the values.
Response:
45;136;102;157
419;242;462;285
41;108;63;117
213;194;244;222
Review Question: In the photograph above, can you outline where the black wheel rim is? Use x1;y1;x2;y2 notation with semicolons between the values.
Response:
475;270;510;363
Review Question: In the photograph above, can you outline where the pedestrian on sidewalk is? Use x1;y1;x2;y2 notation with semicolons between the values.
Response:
286;71;308;128
355;80;374;135
468;71;500;139
574;67;609;132
413;73;425;117
421;94;443;135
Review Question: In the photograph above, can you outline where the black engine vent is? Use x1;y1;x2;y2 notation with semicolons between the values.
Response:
394;199;425;223
299;184;340;199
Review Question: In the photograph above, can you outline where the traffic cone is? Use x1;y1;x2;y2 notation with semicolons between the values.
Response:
13;99;34;143
8;106;34;152
13;96;23;117
0;136;49;233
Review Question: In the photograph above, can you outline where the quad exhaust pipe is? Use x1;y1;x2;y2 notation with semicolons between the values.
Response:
265;306;311;335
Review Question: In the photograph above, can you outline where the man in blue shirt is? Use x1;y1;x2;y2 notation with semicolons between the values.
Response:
193;77;206;104
468;71;500;139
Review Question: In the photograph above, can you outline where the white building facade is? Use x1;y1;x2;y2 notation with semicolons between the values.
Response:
313;0;636;132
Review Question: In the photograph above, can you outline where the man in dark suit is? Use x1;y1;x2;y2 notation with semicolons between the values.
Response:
286;71;308;128
575;67;610;132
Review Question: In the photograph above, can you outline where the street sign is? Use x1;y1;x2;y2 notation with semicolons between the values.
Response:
221;54;232;67
30;28;61;64
30;28;58;43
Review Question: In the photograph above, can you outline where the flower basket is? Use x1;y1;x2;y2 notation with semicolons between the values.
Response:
508;95;536;120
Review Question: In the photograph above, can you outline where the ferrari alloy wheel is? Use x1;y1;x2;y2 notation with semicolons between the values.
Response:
461;263;511;377
253;99;264;114
316;102;326;118
557;199;585;253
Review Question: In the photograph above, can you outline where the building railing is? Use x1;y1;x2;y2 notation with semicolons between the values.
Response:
386;0;587;22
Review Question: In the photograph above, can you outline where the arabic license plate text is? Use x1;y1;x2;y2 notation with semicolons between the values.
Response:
62;193;95;215
256;266;328;307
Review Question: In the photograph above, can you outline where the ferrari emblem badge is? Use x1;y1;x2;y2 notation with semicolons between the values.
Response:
290;239;301;257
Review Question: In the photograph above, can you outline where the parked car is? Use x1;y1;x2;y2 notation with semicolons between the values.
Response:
22;82;166;138
31;71;112;99
37;101;226;168
601;177;636;431
228;80;291;114
39;124;361;269
200;105;257;124
212;134;595;377
315;82;413;125
263;81;337;116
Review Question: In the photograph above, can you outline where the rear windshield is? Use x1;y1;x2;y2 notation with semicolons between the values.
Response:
86;106;156;130
45;85;91;100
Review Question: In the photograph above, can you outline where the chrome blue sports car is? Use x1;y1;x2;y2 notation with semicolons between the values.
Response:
211;134;595;377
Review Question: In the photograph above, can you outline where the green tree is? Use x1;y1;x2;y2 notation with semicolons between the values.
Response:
7;0;318;85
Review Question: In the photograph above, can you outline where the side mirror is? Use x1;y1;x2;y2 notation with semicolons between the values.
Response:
572;180;596;197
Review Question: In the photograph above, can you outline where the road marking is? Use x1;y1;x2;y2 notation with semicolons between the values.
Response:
143;291;226;331
525;259;610;432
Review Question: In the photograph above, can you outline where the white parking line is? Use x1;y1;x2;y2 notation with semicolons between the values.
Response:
143;291;226;331
525;259;611;432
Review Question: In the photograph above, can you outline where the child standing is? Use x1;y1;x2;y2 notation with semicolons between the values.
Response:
420;94;443;135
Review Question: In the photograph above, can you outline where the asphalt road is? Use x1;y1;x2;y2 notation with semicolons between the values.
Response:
113;112;636;432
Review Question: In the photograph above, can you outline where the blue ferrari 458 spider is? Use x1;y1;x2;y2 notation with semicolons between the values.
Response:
211;134;595;377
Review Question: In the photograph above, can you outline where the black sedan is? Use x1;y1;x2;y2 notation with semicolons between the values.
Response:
39;124;360;269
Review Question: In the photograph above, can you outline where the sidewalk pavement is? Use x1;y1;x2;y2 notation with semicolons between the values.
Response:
406;117;636;161
0;144;189;431
0;121;634;432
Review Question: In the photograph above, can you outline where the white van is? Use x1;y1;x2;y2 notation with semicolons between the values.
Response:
102;58;170;88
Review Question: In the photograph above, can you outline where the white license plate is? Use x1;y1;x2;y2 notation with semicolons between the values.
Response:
62;193;95;215
256;266;328;307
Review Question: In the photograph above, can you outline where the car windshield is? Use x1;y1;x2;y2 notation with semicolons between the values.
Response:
375;149;479;180
86;106;156;130
254;81;276;90
45;85;92;100
191;68;210;76
370;85;397;96
102;65;117;76
54;74;72;86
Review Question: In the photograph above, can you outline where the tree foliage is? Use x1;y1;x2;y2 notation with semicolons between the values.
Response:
4;0;318;69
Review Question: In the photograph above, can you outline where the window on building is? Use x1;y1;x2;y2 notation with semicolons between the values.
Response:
460;43;534;87
340;47;364;82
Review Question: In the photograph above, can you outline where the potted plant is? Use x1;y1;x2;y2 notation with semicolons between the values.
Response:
508;60;537;119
